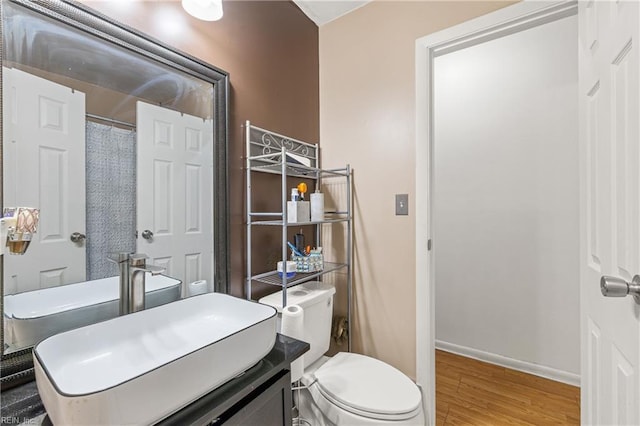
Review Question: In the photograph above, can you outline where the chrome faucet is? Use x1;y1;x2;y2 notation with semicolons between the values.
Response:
108;253;165;315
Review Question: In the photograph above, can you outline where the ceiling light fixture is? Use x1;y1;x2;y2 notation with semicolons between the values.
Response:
182;0;223;21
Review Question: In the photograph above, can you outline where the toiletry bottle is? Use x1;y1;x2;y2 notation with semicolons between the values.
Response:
294;229;305;255
291;188;299;202
310;189;324;222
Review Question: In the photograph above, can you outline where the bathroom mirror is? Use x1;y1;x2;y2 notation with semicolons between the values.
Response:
0;0;229;375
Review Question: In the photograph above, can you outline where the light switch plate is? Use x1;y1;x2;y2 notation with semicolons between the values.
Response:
395;194;409;215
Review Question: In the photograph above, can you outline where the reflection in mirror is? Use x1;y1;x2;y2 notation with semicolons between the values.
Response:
1;0;228;358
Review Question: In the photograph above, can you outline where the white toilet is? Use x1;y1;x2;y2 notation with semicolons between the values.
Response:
259;281;426;425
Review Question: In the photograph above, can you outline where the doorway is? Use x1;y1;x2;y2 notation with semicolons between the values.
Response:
414;2;580;424
433;13;579;380
431;10;580;425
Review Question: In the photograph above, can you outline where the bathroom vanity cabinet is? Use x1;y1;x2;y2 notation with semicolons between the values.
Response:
1;334;309;426
244;121;353;350
158;334;307;426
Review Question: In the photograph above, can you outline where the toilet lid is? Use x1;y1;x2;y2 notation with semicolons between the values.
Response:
313;352;422;419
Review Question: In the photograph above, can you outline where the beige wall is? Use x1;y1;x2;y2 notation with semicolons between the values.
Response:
320;1;514;379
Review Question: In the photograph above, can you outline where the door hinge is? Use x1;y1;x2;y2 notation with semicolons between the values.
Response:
427;239;432;251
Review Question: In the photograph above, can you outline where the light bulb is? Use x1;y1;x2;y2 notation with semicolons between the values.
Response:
181;0;223;21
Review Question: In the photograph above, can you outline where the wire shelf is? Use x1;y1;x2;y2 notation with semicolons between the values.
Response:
250;262;347;287
250;218;349;227
248;157;349;179
245;120;353;351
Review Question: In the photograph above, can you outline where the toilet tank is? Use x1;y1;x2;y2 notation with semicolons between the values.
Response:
259;281;335;366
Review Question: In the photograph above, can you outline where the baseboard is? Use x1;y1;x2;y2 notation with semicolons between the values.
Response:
435;340;580;387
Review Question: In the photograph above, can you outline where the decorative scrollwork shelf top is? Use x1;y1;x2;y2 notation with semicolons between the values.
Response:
247;123;318;174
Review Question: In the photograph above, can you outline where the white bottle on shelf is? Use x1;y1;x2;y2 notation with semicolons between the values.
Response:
310;190;324;222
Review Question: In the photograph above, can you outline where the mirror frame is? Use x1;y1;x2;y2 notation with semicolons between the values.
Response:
0;0;230;387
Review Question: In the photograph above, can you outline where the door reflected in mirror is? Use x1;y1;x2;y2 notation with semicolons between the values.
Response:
2;0;227;355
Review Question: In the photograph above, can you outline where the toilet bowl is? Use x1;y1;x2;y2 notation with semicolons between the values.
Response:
259;281;426;426
297;354;425;425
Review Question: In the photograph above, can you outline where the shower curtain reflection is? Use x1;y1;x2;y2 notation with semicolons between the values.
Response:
85;121;137;280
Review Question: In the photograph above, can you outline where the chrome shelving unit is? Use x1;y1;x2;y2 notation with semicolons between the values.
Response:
245;121;353;351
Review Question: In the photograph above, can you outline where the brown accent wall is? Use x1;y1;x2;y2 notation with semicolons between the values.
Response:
80;0;319;296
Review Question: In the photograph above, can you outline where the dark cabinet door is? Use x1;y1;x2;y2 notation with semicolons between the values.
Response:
221;371;292;426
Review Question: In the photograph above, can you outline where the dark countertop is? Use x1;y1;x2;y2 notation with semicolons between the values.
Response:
1;334;308;426
1;380;46;425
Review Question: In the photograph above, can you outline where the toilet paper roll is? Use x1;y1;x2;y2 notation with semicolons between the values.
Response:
310;192;324;222
187;280;208;297
281;304;305;382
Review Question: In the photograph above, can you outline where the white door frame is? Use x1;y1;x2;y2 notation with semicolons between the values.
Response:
414;1;578;423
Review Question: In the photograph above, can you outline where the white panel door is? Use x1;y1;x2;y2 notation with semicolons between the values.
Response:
579;1;640;424
137;101;213;292
2;67;86;294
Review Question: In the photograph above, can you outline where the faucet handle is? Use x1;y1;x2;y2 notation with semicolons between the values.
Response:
107;252;133;264
144;264;166;276
129;253;165;276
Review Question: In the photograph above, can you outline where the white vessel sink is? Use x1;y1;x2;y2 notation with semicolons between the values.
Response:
3;274;181;349
34;293;277;425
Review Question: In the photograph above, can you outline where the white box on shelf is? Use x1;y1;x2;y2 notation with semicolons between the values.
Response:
287;201;310;223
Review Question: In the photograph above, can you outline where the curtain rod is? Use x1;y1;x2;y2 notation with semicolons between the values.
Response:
86;113;135;129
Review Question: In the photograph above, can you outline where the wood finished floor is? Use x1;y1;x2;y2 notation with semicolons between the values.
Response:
436;350;580;425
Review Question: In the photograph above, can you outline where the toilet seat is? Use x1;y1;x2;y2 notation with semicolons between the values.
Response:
311;352;423;421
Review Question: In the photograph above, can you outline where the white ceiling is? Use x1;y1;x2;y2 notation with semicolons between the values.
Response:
293;0;372;26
